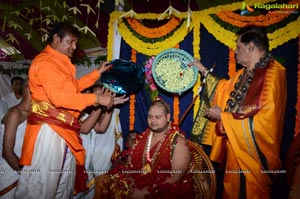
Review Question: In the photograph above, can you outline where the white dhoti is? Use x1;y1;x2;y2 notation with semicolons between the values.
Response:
0;121;26;199
76;109;123;199
15;124;76;199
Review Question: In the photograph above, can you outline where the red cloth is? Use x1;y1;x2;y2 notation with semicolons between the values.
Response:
74;164;88;194
117;124;195;198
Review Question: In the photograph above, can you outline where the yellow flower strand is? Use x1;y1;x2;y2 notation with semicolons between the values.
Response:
200;13;300;50
192;20;201;119
295;35;300;137
268;16;300;50
195;0;299;50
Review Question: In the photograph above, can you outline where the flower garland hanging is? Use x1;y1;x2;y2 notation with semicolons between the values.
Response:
212;10;298;34
122;17;185;43
125;17;181;39
191;0;300;50
173;43;180;125
129;49;137;131
192;18;201;119
173;96;179;125
129;94;136;131
200;11;300;50
228;48;236;78
115;12;192;55
215;10;290;27
295;35;300;137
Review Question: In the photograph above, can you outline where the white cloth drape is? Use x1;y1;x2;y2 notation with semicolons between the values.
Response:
112;21;121;60
80;108;123;176
15;124;76;199
78;108;123;199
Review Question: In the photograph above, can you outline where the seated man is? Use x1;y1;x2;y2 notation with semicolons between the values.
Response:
94;98;195;199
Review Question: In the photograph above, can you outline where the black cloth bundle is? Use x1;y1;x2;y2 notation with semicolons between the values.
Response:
100;59;145;94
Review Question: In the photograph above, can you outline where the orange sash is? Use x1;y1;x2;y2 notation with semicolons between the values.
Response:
27;100;81;131
20;101;85;166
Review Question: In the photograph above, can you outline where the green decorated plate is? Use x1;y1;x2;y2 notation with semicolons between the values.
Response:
152;48;198;94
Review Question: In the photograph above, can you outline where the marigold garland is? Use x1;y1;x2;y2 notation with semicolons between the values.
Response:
173;44;180;124
116;12;192;55
201;12;300;50
129;49;137;130
125;17;181;39
192;19;201;119
194;0;299;50
123;17;185;43
131;48;137;62
215;11;290;27
173;95;179;125
295;35;300;137
228;48;236;78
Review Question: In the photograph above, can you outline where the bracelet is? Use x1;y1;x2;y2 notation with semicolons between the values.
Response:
94;94;100;107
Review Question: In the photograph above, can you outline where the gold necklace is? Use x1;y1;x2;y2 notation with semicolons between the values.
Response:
142;131;167;175
141;131;153;174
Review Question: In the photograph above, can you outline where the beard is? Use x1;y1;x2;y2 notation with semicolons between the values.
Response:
149;122;169;134
67;50;74;58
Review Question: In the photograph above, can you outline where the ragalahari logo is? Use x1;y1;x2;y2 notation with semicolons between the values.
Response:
240;2;254;15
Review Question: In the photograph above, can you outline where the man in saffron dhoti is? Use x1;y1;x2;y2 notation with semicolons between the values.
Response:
15;21;128;199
